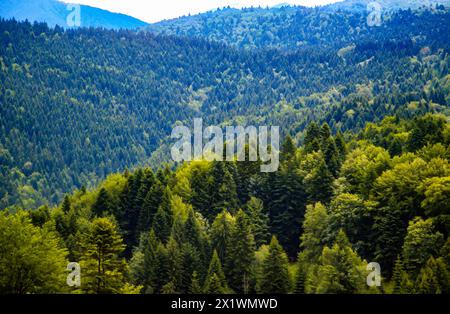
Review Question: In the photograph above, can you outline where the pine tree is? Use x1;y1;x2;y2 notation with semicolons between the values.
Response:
294;266;306;294
281;135;297;163
299;202;329;265
210;161;238;220
61;195;71;213
152;188;174;242
391;256;413;294
305;157;334;204
204;250;230;294
246;197;270;247
92;188;111;217
79;218;128;294
304;122;321;153
137;179;164;237
415;256;450;294
190;271;203;294
225;210;256;293
211;210;235;263
260;236;291;294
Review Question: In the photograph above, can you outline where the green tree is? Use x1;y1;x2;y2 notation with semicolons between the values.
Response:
92;188;111;217
79;217;128;294
246;197;270;247
415;256;449;294
402;218;444;276
314;230;367;294
259;236;291;294
152;188;174;242
0;211;68;294
204;250;230;294
225;210;256;293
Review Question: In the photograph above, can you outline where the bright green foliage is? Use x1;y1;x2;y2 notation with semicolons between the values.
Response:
299;202;329;265
420;176;450;216
402;218;444;276
190;271;203;294
245;197;270;247
259;236;291;294
210;210;235;263
0;211;68;294
415;256;450;294
391;256;414;294
79;218;129;294
314;230;367;294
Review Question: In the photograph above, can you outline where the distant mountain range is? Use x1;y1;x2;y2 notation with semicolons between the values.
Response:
0;0;147;29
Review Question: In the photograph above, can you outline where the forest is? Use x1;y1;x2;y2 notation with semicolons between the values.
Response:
1;114;449;294
0;3;449;295
1;7;450;209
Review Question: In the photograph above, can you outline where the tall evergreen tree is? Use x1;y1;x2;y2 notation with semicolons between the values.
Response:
92;188;111;217
225;210;256;293
260;236;291;294
204;250;230;294
79;218;128;294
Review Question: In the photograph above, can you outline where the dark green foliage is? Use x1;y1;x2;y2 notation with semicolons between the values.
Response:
92;188;111;217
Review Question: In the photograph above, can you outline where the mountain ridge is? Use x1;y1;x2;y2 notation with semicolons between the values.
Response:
0;0;147;29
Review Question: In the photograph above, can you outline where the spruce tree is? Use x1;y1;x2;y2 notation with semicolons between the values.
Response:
61;195;71;213
204;250;230;294
225;210;256;293
260;236;291;294
246;197;270;247
92;187;111;217
79;218;128;294
152;188;174;242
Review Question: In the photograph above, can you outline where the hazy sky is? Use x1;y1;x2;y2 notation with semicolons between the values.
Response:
60;0;344;23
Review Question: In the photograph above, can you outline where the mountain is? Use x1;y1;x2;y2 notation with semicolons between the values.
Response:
0;0;147;29
325;0;450;12
145;1;450;50
1;7;449;209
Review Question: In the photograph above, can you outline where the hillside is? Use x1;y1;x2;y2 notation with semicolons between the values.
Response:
1;8;449;209
0;0;147;29
145;1;450;50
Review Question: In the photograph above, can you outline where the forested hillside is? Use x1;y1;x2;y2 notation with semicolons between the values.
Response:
146;4;450;50
1;115;449;294
0;0;148;29
1;7;450;209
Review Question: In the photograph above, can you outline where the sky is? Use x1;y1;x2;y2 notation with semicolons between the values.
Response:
60;0;344;23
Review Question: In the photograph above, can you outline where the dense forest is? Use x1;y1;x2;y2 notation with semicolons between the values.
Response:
1;114;449;294
1;7;450;209
1;2;450;295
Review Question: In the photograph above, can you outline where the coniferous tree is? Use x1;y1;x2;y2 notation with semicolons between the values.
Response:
304;122;321;154
211;210;235;263
152;188;174;242
61;195;71;213
391;256;413;294
190;271;202;294
246;197;270;247
260;236;291;294
204;250;230;294
79;218;128;294
225;210;256;293
92;188;111;217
